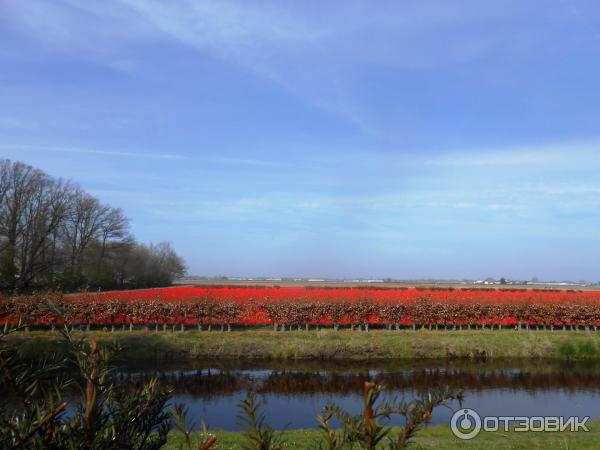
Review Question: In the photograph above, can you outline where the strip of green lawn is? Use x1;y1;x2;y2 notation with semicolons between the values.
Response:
8;328;600;360
165;421;600;449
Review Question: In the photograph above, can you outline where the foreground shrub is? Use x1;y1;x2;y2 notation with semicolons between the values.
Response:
0;320;175;449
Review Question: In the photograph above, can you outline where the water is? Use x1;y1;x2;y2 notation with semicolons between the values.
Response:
113;359;600;430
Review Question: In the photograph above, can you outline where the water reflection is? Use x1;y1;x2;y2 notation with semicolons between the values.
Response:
113;359;600;430
117;359;600;396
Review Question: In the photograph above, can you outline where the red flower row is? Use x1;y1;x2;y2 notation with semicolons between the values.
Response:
2;287;600;327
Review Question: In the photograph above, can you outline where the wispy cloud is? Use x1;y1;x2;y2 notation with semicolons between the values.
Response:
212;157;288;167
337;138;600;171
0;144;187;160
3;1;597;144
108;0;593;142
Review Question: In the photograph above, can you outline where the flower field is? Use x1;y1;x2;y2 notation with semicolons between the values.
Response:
4;285;600;331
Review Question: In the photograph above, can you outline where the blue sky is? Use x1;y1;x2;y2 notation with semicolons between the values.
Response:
2;1;600;280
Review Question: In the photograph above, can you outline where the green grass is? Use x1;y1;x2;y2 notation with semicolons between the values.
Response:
7;328;600;361
164;421;600;449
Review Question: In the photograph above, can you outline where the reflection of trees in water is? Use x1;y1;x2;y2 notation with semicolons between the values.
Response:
257;370;600;396
114;367;600;399
115;370;253;399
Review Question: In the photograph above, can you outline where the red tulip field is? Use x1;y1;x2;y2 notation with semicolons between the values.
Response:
3;285;600;331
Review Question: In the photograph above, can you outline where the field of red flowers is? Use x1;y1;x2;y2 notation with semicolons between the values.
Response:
3;285;600;331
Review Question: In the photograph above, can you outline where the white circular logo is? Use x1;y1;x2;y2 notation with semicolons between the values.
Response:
450;408;482;440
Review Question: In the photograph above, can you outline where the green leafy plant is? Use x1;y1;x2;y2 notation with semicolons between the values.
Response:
0;314;174;449
237;390;286;450
316;404;350;450
317;381;463;450
171;404;217;450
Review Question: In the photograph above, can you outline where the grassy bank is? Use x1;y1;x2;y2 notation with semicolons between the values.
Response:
7;328;600;360
165;421;600;449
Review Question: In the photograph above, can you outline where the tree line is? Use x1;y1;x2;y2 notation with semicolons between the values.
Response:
0;159;186;292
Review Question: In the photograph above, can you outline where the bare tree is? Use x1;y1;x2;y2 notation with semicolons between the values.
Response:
0;160;11;210
0;159;186;292
61;188;110;275
99;208;130;261
16;177;70;288
0;161;50;288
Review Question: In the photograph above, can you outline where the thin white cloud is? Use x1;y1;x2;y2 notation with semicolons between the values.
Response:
213;157;288;167
1;144;187;160
3;1;596;143
344;138;600;169
455;202;476;209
